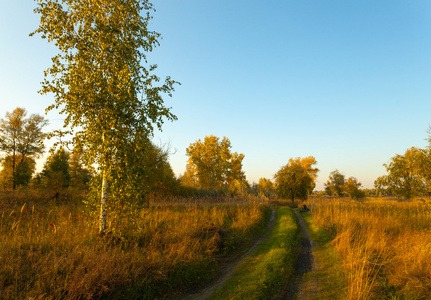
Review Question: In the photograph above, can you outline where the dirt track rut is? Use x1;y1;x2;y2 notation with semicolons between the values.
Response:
287;209;320;300
184;208;277;300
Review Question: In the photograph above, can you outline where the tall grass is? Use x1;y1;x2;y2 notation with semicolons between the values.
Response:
0;191;270;299
309;197;431;299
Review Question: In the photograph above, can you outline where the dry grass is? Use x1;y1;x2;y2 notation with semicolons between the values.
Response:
309;197;431;299
0;190;270;299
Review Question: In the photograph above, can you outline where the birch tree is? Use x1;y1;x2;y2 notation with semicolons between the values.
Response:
31;0;178;234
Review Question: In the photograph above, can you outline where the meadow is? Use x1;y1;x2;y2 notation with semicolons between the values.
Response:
3;188;431;300
309;197;431;299
0;190;270;299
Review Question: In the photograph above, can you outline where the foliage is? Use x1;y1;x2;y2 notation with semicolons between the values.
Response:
0;156;36;190
138;142;179;197
274;156;318;202
36;148;71;190
32;0;178;233
0;107;47;189
84;138;179;230
374;147;428;199
184;135;247;193
256;177;275;197
343;177;365;199
68;150;92;188
324;169;345;197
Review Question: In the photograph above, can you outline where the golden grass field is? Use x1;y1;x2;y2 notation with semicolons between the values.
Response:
309;197;431;299
0;190;270;299
2;189;431;299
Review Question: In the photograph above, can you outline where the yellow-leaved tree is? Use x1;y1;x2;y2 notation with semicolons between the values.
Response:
374;147;429;199
274;156;318;202
31;0;178;234
257;178;275;197
184;135;247;193
0;107;47;190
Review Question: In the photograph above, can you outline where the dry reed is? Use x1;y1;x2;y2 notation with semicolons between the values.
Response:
309;197;431;299
0;191;269;299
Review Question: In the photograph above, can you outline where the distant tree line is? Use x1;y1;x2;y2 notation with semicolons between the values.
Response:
0;108;323;205
0;108;180;202
324;169;365;199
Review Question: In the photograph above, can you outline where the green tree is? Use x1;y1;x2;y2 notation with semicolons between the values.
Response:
0;107;47;189
0;156;36;190
274;157;319;202
257;178;275;197
375;147;426;199
324;169;345;197
38;148;71;190
135;140;178;197
32;0;178;234
69;151;92;188
184;135;246;191
343;177;365;199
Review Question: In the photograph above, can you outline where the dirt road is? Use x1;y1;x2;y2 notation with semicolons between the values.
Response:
184;208;320;299
184;208;277;300
288;209;320;299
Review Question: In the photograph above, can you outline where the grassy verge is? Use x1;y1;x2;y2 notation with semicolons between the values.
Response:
0;191;270;299
301;211;347;300
207;206;299;300
309;197;431;299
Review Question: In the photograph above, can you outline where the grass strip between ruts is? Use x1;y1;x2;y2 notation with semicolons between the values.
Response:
207;206;299;299
300;211;347;300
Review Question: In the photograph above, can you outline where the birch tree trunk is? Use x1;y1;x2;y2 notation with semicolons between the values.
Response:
99;169;108;235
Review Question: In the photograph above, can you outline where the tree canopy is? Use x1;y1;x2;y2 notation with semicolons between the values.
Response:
184;135;246;193
0;107;47;189
36;147;71;190
274;156;318;202
343;177;365;199
375;147;428;199
324;169;345;196
32;0;178;234
257;178;275;197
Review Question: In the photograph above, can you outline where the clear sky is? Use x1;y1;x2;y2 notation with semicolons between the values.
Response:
1;1;431;190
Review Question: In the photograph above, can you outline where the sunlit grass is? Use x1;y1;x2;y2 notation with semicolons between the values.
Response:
301;210;347;300
208;207;298;299
0;190;270;299
309;197;431;299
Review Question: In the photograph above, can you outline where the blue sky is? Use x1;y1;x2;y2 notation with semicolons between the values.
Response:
1;1;431;189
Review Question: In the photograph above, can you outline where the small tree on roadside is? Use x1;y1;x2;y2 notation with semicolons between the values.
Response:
0;107;47;189
324;169;345;197
274;157;319;202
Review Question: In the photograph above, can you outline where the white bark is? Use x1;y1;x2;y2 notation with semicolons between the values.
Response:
99;169;108;235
